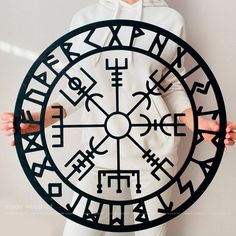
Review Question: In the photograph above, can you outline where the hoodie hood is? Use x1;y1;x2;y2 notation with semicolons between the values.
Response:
99;0;168;8
99;0;168;22
142;0;168;7
95;0;168;64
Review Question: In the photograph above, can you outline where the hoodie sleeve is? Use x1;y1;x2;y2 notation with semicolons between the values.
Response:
160;18;191;115
69;10;83;31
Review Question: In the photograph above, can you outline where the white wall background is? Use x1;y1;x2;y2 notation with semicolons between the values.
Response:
0;0;235;235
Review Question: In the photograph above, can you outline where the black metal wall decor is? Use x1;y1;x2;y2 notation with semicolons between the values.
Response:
14;20;226;232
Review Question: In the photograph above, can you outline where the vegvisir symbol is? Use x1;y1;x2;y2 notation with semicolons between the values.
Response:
14;20;226;232
51;57;185;193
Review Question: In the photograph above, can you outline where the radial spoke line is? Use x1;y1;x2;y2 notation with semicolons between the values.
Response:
88;96;109;116
127;134;147;154
116;139;121;173
63;71;109;116
127;70;170;116
127;94;150;116
64;134;109;168
116;85;120;112
96;135;110;152
128;135;175;181
131;123;182;127
52;124;105;129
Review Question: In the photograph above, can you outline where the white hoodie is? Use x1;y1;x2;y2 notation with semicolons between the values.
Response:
55;0;191;170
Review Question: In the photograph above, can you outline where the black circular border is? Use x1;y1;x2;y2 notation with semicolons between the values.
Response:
14;20;226;232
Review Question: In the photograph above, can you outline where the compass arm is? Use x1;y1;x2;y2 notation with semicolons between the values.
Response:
23;102;67;135
0;102;67;146
44;103;67;128
160;66;192;116
178;108;194;131
179;107;228;144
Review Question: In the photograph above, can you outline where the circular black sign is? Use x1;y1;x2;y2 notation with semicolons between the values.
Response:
14;20;226;232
